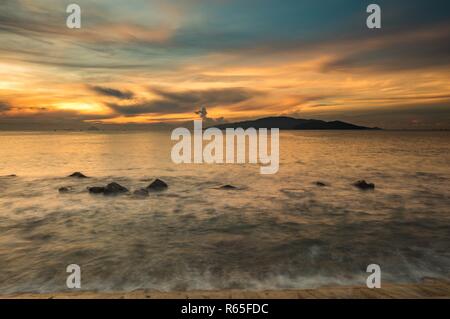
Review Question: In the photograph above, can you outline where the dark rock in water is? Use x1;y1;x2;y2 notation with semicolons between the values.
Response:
353;180;375;190
315;181;327;187
88;183;129;195
58;187;71;193
147;179;168;191
104;182;129;195
219;184;238;190
69;172;88;178
133;188;149;197
88;186;106;194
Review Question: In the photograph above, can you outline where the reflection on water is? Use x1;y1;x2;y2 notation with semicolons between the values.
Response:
0;131;449;293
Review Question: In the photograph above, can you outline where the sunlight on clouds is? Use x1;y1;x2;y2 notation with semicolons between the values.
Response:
55;102;108;114
0;1;449;129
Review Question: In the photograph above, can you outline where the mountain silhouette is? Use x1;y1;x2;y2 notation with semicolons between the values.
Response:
209;116;381;130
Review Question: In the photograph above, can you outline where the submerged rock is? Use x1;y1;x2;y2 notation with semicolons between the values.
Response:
147;178;168;191
315;181;327;187
133;188;149;197
104;182;129;195
69;172;88;178
88;182;129;195
88;186;106;194
353;180;375;190
58;186;72;193
219;184;238;190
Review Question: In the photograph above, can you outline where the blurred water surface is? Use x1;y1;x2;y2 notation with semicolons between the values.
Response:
0;130;449;293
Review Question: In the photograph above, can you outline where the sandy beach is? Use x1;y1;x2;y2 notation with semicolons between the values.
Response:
2;278;449;299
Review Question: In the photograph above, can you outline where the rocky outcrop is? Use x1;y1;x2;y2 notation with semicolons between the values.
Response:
147;179;168;191
88;186;106;194
104;182;129;195
69;172;88;178
58;187;72;193
219;185;238;190
87;182;128;195
315;181;327;187
353;180;375;190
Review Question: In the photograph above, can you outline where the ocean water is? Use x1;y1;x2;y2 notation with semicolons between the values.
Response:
0;130;449;293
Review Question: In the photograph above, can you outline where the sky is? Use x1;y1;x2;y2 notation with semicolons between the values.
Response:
0;0;449;130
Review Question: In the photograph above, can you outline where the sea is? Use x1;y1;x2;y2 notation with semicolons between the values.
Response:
0;130;449;293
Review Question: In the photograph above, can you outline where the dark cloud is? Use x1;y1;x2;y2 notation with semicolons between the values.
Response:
0;105;187;130
1;0;449;75
151;87;257;105
0;102;9;111
90;86;134;100
0;101;11;112
322;27;450;72
107;100;183;116
0;108;114;130
108;87;260;116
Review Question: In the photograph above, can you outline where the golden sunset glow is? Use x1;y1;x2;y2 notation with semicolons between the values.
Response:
0;1;449;129
0;1;450;300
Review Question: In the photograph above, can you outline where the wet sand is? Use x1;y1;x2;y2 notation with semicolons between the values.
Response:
3;278;449;299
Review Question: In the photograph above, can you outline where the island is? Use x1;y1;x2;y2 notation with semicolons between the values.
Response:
208;116;381;130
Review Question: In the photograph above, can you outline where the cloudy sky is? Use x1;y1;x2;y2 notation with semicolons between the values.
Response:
0;0;449;129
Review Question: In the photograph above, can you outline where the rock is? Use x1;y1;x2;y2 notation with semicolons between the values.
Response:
58;187;71;193
219;184;238;190
147;179;168;191
88;186;106;194
133;188;149;197
353;180;375;190
88;182;129;195
104;182;128;195
315;181;327;187
69;172;88;178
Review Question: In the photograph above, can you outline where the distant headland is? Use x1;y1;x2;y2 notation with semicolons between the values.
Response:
208;116;382;130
